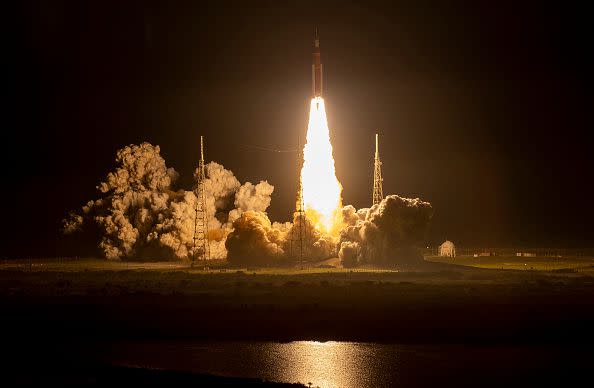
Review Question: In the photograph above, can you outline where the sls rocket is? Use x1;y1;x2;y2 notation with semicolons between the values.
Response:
312;28;323;97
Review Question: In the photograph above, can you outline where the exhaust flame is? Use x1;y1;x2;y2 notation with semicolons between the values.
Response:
300;97;343;234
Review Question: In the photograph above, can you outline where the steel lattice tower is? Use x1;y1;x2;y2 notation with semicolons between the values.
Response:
192;136;210;266
289;138;307;268
295;176;306;269
372;133;384;206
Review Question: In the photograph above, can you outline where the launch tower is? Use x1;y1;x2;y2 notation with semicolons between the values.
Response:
192;136;210;265
295;178;306;269
372;133;384;206
289;137;308;268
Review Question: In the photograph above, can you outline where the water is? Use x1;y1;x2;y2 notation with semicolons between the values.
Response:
101;341;588;387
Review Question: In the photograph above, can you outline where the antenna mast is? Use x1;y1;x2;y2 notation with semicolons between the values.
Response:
192;136;210;266
372;133;384;206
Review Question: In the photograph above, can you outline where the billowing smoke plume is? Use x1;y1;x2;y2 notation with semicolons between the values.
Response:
65;143;433;267
64;143;274;261
225;211;287;266
338;195;433;267
225;211;337;266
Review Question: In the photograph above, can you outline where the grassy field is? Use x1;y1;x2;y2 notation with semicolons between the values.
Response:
426;254;594;273
2;255;593;346
3;254;593;275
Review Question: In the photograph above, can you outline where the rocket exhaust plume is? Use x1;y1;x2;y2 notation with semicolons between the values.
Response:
300;31;343;234
63;31;434;266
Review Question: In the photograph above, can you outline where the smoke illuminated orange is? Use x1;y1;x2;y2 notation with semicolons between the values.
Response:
300;97;342;234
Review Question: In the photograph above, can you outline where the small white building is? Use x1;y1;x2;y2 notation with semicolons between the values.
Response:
439;240;456;257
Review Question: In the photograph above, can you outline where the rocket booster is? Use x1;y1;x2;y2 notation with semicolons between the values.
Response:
312;29;323;97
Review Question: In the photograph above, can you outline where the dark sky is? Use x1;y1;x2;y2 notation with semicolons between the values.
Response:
7;0;593;257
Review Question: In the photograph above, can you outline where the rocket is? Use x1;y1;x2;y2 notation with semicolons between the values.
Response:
312;28;323;97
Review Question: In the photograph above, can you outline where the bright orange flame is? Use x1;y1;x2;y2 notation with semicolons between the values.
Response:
300;97;342;234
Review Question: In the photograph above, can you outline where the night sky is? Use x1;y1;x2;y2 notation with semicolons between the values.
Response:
7;1;593;258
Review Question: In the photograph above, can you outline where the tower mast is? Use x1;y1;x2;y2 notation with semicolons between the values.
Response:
289;136;307;268
295;136;307;268
372;133;384;206
192;136;210;266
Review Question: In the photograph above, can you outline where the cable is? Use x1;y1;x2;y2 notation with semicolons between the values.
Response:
238;143;299;153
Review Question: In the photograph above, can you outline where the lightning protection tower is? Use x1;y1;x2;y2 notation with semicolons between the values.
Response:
295;176;306;269
192;136;210;266
289;137;307;268
372;133;384;206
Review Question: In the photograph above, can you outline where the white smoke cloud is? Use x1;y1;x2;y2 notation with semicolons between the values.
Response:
75;143;177;260
64;143;276;261
226;211;287;266
286;214;338;260
99;142;178;195
151;190;198;259
338;241;360;268
338;195;433;267
64;143;433;266
201;162;240;224
224;209;339;266
228;181;274;224
196;162;275;259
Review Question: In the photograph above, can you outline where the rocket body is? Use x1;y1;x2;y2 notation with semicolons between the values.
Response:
312;30;323;97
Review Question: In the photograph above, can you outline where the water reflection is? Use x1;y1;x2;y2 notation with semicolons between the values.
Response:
109;341;398;387
103;341;571;387
256;341;396;387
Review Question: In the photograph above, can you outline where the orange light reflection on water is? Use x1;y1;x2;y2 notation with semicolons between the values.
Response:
264;341;377;388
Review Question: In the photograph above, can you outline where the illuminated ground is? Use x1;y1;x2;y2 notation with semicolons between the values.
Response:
426;254;594;272
2;255;593;342
2;255;593;346
3;256;593;385
2;254;593;274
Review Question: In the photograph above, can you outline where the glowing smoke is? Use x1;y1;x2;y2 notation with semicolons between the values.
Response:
338;195;434;267
64;143;274;261
225;210;338;266
300;97;343;234
65;143;433;266
226;211;287;266
225;96;344;266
